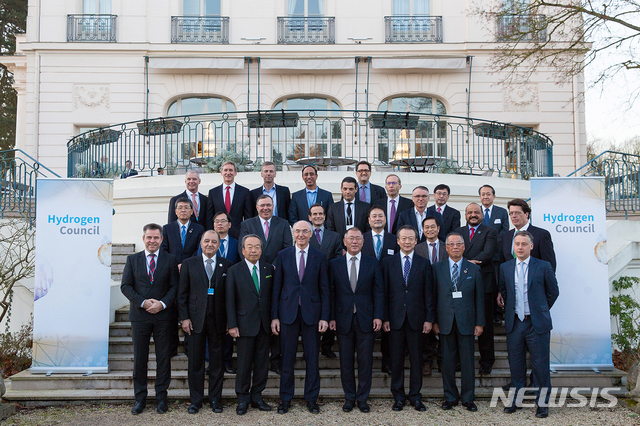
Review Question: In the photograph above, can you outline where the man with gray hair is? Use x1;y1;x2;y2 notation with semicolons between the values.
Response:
251;161;291;221
373;174;413;235
207;161;253;239
168;170;209;226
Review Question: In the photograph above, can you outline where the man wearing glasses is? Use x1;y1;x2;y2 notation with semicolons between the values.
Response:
354;160;386;204
373;174;413;235
396;186;445;243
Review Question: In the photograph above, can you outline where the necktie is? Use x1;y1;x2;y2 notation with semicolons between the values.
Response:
452;262;459;291
470;227;475;241
205;258;214;282
346;203;353;226
484;208;490;226
403;255;410;286
192;193;199;218
389;199;396;231
225;186;231;214
430;242;437;264
375;234;382;260
350;256;358;293
298;250;306;282
517;261;525;321
181;225;186;248
437;207;442;214
360;186;366;202
148;253;156;283
264;220;269;239
252;265;259;293
315;228;322;244
219;239;226;258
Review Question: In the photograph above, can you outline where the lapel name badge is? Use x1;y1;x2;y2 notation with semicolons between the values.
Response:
208;288;215;295
452;291;462;299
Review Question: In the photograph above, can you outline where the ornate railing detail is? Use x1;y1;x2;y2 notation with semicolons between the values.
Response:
277;16;335;44
384;15;443;43
67;14;117;42
496;15;547;42
171;16;229;44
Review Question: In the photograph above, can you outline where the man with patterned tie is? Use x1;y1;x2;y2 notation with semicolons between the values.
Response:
178;230;233;414
120;223;179;415
427;184;461;237
354;160;386;204
168;170;209;227
206;161;253;239
373;174;413;235
271;221;330;414
382;225;434;412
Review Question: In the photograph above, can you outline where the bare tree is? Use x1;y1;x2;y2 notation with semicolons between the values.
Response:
0;218;35;325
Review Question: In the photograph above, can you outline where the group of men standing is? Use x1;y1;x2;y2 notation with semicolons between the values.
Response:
120;159;559;418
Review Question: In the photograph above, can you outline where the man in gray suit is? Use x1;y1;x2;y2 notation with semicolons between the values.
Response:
238;194;293;264
499;231;559;418
433;232;484;412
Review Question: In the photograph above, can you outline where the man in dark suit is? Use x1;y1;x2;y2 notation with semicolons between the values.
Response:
168;170;209;227
226;234;275;415
414;216;447;376
499;231;559;418
271;221;330;414
120;223;179;415
161;197;205;265
289;165;334;225
454;203;498;375
355;160;385;204
382;225;434;412
397;186;445;242
238;194;293;264
373;173;413;235
177;230;233;414
121;160;138;179
250;161;291;220
326;177;370;240
433;232;484;412
427;184;461;238
206;161;253;239
328;227;384;413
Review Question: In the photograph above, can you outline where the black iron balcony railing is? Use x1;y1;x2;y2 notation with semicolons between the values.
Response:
67;110;553;179
384;15;443;43
171;16;229;44
277;16;335;44
67;14;117;42
496;15;547;42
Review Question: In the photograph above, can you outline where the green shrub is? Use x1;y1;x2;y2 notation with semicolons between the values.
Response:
610;276;640;366
0;317;32;377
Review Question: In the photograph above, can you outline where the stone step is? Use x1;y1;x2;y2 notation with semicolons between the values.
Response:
111;264;125;274
112;244;135;255
112;274;123;283
111;254;129;265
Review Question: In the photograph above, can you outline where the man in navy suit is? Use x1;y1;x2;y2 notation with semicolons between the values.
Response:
161;197;205;265
121;160;138;179
433;232;485;412
271;221;330;414
206;161;253;239
397;186;445;242
382;225;434;412
499;231;559;418
326;177;370;240
250;161;291;220
328;227;384;413
289;165;334;225
168;170;209;227
373;174;413;235
355;160;386;204
427;184;461;238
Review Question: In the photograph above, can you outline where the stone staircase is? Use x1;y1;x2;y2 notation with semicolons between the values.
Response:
111;243;135;282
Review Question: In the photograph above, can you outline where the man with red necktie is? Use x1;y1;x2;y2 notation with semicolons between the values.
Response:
206;161;253;239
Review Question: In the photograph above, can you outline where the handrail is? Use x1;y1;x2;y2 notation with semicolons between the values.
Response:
2;149;61;178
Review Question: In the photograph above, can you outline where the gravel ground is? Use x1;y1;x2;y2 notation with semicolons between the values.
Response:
2;399;640;426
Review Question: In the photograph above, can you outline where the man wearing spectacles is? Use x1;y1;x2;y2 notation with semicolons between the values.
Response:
373;174;413;235
427;184;461;237
396;186;445;242
354;160;385;205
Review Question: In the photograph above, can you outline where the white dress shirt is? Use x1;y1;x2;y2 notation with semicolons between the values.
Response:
262;217;272;238
296;244;309;275
222;181;236;202
343;199;355;229
245;259;260;288
448;257;463;289
400;250;415;270
414;208;427;238
143;249;166;309
515;256;531;316
186;189;200;214
346;252;361;282
387;196;399;226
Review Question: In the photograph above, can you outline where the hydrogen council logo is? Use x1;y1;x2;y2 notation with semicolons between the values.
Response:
490;387;619;408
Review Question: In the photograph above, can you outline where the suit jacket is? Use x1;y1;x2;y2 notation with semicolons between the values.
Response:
415;239;448;264
120;251;179;322
206;183;253;238
226;261;274;337
500;224;557;272
237;215;293;264
218;236;239;264
121;168;138;179
396;208;445;242
326;199;370;239
160;221;205;264
358;182;386;204
168;191;209;226
329;254;384;334
177;255;233;334
454;224;498;293
427;204;461;238
432;259;485;335
382;252;435;331
272;245;330;326
362;231;398;262
373;196;413;234
309;227;343;262
485;205;509;262
499;257;559;334
288;187;334;225
250;184;291;221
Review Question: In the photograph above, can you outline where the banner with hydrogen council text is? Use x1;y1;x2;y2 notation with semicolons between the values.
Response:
31;179;113;374
531;177;612;370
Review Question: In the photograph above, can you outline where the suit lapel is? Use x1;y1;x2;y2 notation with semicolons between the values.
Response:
138;252;151;285
355;256;367;292
527;258;537;290
259;264;270;297
240;262;259;296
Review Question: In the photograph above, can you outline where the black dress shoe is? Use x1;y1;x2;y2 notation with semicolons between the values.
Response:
156;399;168;414
502;381;513;391
322;350;337;358
358;402;371;413
479;367;492;375
211;401;223;413
307;401;320;414
187;404;200;414
342;400;355;412
251;400;272;411
131;401;145;415
381;365;391;374
392;400;405;411
270;365;282;375
277;400;291;414
412;400;426;411
504;405;522;414
536;406;549;418
236;403;248;415
225;364;237;374
441;400;458;410
462;402;477;412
